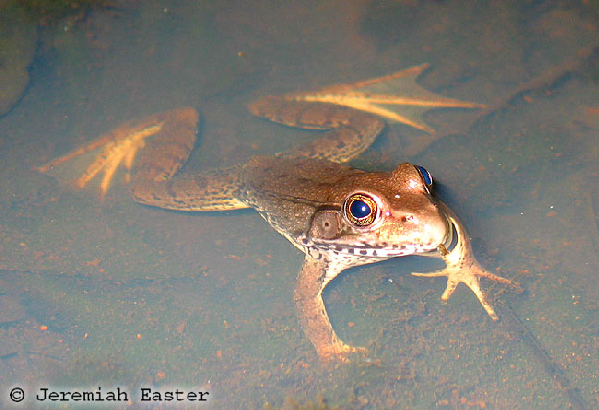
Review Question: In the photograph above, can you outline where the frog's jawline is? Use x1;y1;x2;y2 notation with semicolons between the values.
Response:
305;240;437;259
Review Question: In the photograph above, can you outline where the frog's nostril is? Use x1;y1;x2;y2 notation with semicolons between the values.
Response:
401;215;413;223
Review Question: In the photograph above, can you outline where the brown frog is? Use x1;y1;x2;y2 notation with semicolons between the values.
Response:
37;65;515;360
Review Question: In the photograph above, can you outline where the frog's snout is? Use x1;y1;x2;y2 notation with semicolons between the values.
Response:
421;206;452;247
434;208;453;248
391;202;451;249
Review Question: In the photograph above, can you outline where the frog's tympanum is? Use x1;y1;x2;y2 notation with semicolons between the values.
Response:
37;64;516;360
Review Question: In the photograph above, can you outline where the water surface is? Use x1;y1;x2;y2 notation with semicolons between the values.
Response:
1;1;598;409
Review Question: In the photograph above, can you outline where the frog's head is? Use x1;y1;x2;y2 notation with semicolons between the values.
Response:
303;163;451;263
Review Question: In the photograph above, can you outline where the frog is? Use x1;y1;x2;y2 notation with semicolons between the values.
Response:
36;64;516;361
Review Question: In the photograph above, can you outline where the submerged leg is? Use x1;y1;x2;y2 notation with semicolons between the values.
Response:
413;203;520;319
130;165;246;211
36;107;248;211
294;256;364;361
249;97;385;163
248;65;484;162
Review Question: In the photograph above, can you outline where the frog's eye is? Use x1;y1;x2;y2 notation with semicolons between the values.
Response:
415;165;433;190
344;193;378;226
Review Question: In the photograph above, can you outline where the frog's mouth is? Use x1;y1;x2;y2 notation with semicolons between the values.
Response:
307;240;442;260
300;201;454;259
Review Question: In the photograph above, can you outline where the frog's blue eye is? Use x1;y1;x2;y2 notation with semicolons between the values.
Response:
416;165;433;188
351;200;371;219
344;193;378;226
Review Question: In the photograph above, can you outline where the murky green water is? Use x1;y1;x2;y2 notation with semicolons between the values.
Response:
1;1;598;409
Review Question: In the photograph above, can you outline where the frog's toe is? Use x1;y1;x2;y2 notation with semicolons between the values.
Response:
36;118;165;196
451;267;499;320
35;108;198;198
317;342;366;363
350;345;367;354
412;268;460;299
413;266;504;320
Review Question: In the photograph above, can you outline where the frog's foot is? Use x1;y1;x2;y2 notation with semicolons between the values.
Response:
412;204;520;320
35;107;199;198
412;262;513;320
287;63;484;134
317;341;366;363
249;65;485;164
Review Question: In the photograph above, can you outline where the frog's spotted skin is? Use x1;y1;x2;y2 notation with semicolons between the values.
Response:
37;66;514;361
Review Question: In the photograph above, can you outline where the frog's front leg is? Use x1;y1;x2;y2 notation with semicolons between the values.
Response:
413;202;520;319
294;256;364;361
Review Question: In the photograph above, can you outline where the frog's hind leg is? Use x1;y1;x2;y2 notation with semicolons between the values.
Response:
130;165;248;212
36;107;249;211
124;109;248;211
248;97;385;164
36;107;198;196
248;65;484;160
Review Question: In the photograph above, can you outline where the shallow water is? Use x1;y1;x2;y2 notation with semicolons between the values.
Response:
1;1;598;409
